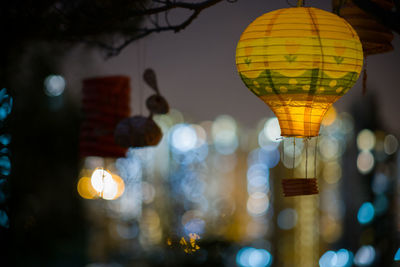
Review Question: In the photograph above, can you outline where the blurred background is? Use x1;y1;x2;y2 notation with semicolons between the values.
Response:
2;0;400;266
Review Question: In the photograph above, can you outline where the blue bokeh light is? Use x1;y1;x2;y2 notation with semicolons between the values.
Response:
0;210;9;228
170;124;198;153
394;248;400;261
236;247;272;267
319;249;353;267
0;134;11;146
357;202;375;225
354;245;375;266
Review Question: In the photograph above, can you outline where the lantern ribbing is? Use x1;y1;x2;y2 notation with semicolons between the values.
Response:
236;7;363;137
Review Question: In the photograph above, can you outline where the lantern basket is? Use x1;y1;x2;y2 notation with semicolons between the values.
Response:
282;178;319;197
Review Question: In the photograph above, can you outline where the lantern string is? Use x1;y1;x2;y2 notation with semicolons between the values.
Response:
282;137;285;173
293;137;295;177
305;137;308;179
362;56;368;95
137;39;143;115
314;136;318;178
297;0;304;7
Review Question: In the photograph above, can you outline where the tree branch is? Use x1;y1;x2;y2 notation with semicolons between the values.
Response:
84;0;237;57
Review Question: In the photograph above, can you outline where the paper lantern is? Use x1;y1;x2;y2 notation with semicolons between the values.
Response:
236;7;363;138
79;76;130;158
236;7;363;196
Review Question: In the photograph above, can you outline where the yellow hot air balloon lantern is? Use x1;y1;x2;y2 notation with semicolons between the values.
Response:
236;6;363;196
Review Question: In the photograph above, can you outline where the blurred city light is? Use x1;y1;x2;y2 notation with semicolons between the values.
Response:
236;247;273;267
354;245;376;266
0;209;9;228
263;118;281;143
247;163;270;193
319;251;336;267
91;168;113;192
319;136;341;161
357;129;376;151
277;208;297;230
0;88;13;120
247;192;269;217
77;177;100;199
373;194;389;216
384;134;398;155
170;124;197;153
371;173;389;194
394;248;400;261
0;134;11;146
357;151;374;174
357;202;375;225
323;161;342;184
212;115;238;155
319;249;353;267
321;106;337;126
44;74;66;97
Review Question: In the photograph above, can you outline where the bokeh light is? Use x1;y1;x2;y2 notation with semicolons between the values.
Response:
357;129;376;151
394;248;400;261
263;118;281;143
77;177;100;199
44;75;66;97
212;115;238;155
247;163;270;194
354;245;375;266
247;192;269;217
319;136;341;161
277;208;297;230
357;151;374;174
373;194;388;216
371;173;389;195
321;106;337;126
236;247;273;267
170;124;198;153
384;134;398;155
319;249;353;267
91;168;113;193
357;202;375;225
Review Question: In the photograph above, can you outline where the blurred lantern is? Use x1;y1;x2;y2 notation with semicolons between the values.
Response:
78;76;130;200
80;76;130;158
236;4;363;196
114;68;168;148
335;0;394;94
337;0;394;56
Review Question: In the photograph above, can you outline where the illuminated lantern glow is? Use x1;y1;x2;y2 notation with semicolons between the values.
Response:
236;7;363;137
236;7;363;196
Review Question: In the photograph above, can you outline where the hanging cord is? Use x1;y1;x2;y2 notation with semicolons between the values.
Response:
297;0;304;7
137;40;143;115
314;136;318;178
282;137;285;168
362;56;368;95
305;137;309;179
293;137;296;177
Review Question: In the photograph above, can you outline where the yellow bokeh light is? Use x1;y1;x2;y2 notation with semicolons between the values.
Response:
321;106;337;126
78;169;125;200
77;177;100;199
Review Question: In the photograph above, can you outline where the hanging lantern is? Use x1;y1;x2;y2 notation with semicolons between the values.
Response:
78;76;131;200
337;0;394;94
236;7;363;196
338;0;394;56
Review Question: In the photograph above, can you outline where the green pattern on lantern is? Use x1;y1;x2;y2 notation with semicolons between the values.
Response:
239;69;359;97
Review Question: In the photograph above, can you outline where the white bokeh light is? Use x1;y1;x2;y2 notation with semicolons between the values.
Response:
170;124;198;153
44;75;66;97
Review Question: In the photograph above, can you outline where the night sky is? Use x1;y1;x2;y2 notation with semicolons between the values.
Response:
63;0;400;133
